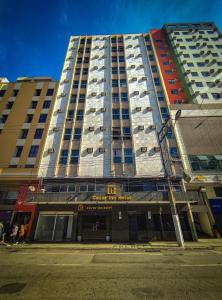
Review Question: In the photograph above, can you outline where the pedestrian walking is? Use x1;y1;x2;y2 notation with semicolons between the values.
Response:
19;224;25;243
0;222;4;244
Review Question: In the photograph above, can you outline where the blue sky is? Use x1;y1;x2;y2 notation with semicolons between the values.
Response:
1;0;221;81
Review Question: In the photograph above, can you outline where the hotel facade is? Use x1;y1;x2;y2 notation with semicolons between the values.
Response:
0;22;222;243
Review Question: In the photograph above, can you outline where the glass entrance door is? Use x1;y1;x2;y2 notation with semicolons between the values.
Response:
81;214;110;241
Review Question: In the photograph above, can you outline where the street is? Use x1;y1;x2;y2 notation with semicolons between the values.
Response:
1;246;222;299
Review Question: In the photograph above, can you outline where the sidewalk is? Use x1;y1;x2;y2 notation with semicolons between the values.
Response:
2;238;222;251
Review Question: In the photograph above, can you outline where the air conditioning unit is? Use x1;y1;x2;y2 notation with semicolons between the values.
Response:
69;46;75;51
101;92;106;97
93;55;99;59
100;107;106;112
94;46;99;49
153;146;161;152
209;69;215;74
143;91;149;95
130;65;135;69
101;78;106;82
99;147;105;153
87;147;93;153
88;126;94;131
57;109;62;113
134;44;140;48
127;45;132;48
147;107;152;112
216;175;222;182
63;67;71;72
61;79;69;84
60;93;66;97
101;66;106;70
134;91;139;95
52;127;59;132
138;125;144;130
128;54;134;58
132;77;137;81
92;78;97;83
149;124;156;130
138;64;144;69
91;92;97;97
137;54;142;58
93;66;98;70
101;55;106;58
136;107;141;112
141;147;147;152
100;126;106;131
141;77;147;81
48;148;54;154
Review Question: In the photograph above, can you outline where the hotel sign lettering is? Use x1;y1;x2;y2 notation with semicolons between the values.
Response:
78;204;112;211
91;195;132;201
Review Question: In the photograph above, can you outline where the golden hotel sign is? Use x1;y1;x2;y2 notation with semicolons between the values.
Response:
91;195;132;201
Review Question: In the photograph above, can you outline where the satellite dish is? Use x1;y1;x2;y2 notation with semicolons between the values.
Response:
29;186;35;192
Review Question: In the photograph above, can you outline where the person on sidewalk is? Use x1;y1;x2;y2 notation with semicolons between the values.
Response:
19;224;25;243
10;224;19;244
0;222;5;245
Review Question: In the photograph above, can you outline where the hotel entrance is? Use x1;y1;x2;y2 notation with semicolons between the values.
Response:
77;213;112;241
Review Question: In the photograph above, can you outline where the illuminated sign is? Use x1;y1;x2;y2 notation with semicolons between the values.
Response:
91;195;132;201
78;204;112;211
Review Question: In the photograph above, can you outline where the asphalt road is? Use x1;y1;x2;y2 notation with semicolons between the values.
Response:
0;247;222;300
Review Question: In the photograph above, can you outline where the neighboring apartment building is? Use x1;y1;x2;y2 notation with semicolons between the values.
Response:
1;22;221;243
150;22;222;236
0;77;58;223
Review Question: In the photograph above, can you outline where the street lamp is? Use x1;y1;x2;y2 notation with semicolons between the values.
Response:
157;110;185;248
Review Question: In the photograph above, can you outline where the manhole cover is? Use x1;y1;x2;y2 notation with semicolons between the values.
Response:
0;283;26;294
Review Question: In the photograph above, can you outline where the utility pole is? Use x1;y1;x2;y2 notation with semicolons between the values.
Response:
157;110;185;248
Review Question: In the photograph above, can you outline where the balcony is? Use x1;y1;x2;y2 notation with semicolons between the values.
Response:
26;191;200;204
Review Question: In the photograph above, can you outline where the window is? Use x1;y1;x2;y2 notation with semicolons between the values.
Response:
168;79;175;85
46;89;54;96
212;93;221;100
118;37;123;43
14;146;23;157
191;72;198;76
154;78;160;86
171;89;178;95
197;62;205;67
112;56;117;63
201;93;209;99
112;80;118;88
25;165;34;168
31;101;38;109
165;70;172;75
73;128;81;140
145;36;150;41
20;129;28;139
120;79;126;87
64;128;72;140
189;155;222;172
183;54;190;58
212;53;219;57
189;46;195;50
81;80;87;88
25;114;33;123
123;127;131;138
112;93;119;103
43;100;51;109
118;46;124;52
118;56;124;62
111;37;116;43
38;114;47;123
83;68;88;75
0;90;6;97
119;67;125;74
84;57;89;63
59;150;68;164
34;89;41;96
85;47;91;53
80;39;85;44
73;81;79;88
146;45;152;51
122;109;129;119
166;128;173;139
29;145;39;157
193;54;200;58
67;110;74;119
112;67;118;74
79;94;85;103
75;68;81;75
76;110;83;120
163;61;169;66
113;149;121;163
151;66;158;72
161;107;168;119
149;55;154;61
70;150;79;164
87;38;91;44
70;94;77;103
196;82;204;87
214;187;222;197
187;63;194;67
34;128;43;139
112;46;117;52
170;147;179;158
124;148;133;164
121;93;128;102
157;91;164;101
6;101;14;109
112;109;120;120
77;58;82;64
160;54;167;58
